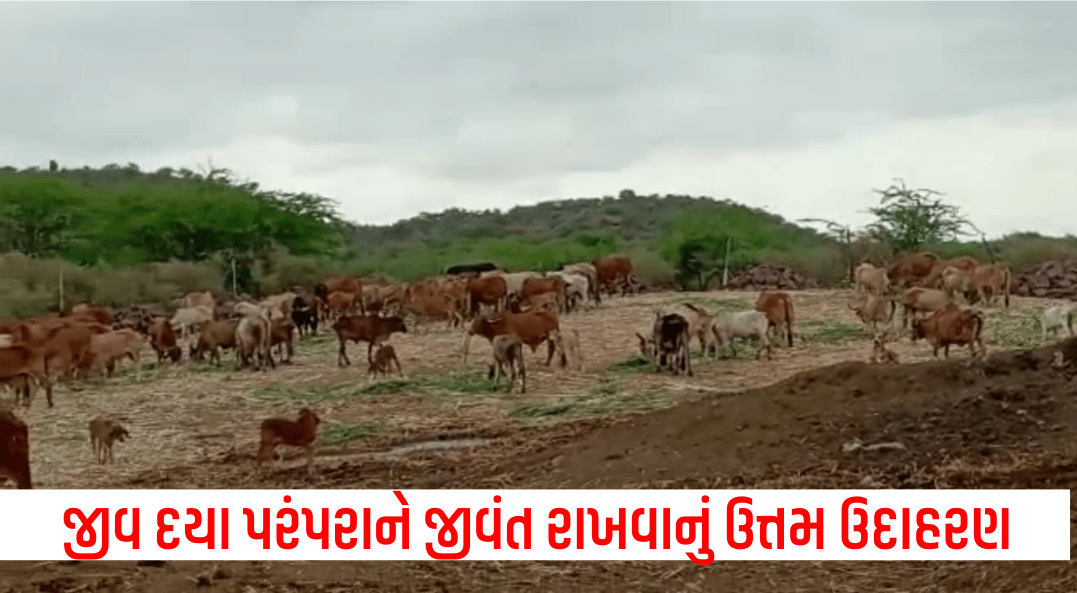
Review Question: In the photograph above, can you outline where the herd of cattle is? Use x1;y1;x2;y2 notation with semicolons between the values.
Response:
2;250;1075;489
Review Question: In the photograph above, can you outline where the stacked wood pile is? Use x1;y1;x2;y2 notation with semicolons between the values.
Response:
1015;258;1077;300
723;264;822;291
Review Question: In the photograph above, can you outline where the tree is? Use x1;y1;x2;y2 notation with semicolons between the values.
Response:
799;218;859;285
866;179;973;253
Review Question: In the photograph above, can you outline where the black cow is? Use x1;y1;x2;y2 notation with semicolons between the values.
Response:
445;262;500;277
651;312;692;376
291;295;318;337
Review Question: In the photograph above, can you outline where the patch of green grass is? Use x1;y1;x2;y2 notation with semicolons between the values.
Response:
358;379;415;395
510;401;579;419
800;319;867;345
322;422;380;447
510;385;671;421
608;355;652;372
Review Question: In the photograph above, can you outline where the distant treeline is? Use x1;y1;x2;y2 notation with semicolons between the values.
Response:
1;163;1074;317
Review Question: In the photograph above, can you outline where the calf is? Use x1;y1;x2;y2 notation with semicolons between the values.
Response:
333;315;408;367
649;312;693;376
870;331;899;364
854;262;891;295
911;304;985;358
848;293;897;332
0;345;49;407
190;319;238;366
148;318;183;364
711;311;773;360
77;329;143;381
488;334;526;393
942;266;977;304
88;415;129;465
0;408;31;489
971;264;1011;308
898;288;953;328
520;276;567;314
368;344;403;379
754;290;795;347
235;315;275;371
467;275;508;318
463;311;560;366
1041;303;1077;342
257;408;320;476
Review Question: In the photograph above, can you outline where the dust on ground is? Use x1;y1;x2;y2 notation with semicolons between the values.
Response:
2;289;1074;592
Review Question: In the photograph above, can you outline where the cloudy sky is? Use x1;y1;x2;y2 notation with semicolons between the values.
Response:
1;2;1075;237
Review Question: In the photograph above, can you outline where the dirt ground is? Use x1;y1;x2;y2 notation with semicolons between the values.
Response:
2;289;1075;592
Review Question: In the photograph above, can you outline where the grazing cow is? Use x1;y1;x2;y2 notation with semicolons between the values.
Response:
553;328;584;371
333;315;408;367
368;344;404;379
466;275;508;318
0;408;31;489
28;321;110;387
898;287;953;328
489;334;526;393
848;293;897;332
315;277;362;304
77;329;143;381
147;318;183;365
681;304;719;356
561;263;600;305
182;291;216;310
520;276;567;314
257;408;321;476
463;311;560;366
269;316;295;364
291;295;318;337
646;312;693;376
711;311;773;360
911;304;985;358
854;263;891;295
0;345;49;407
754;290;795;347
170;306;215;343
88;416;129;465
1041;303;1077;341
402;292;463;330
971;264;1011;309
594;256;635;297
923;256;980;289
235;315;274;371
887;252;940;290
190;319;238;366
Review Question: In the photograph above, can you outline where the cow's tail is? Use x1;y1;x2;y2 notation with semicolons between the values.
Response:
783;298;794;348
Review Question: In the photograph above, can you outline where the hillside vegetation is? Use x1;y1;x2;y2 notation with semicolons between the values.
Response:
1;163;1074;317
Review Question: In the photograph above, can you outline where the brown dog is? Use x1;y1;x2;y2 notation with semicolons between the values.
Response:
89;416;129;465
257;408;320;475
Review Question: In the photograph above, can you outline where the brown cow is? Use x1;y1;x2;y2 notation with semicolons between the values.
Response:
333;315;408;367
854;263;891;295
401;292;463;330
923;256;980;289
971;264;1011;309
755;290;795;347
235;315;274;371
190;319;238;365
326;291;359;321
898;287;953;328
257;408;321;476
0;407;31;489
489;334;526;393
911;304;985;358
466;275;508;318
520;276;567;313
67;304;114;327
887;252;940;290
593;255;635;296
315;277;362;309
848;293;897;333
0;346;49;407
463;310;560;366
269;316;295;364
77;329;143;381
148;318;183;364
